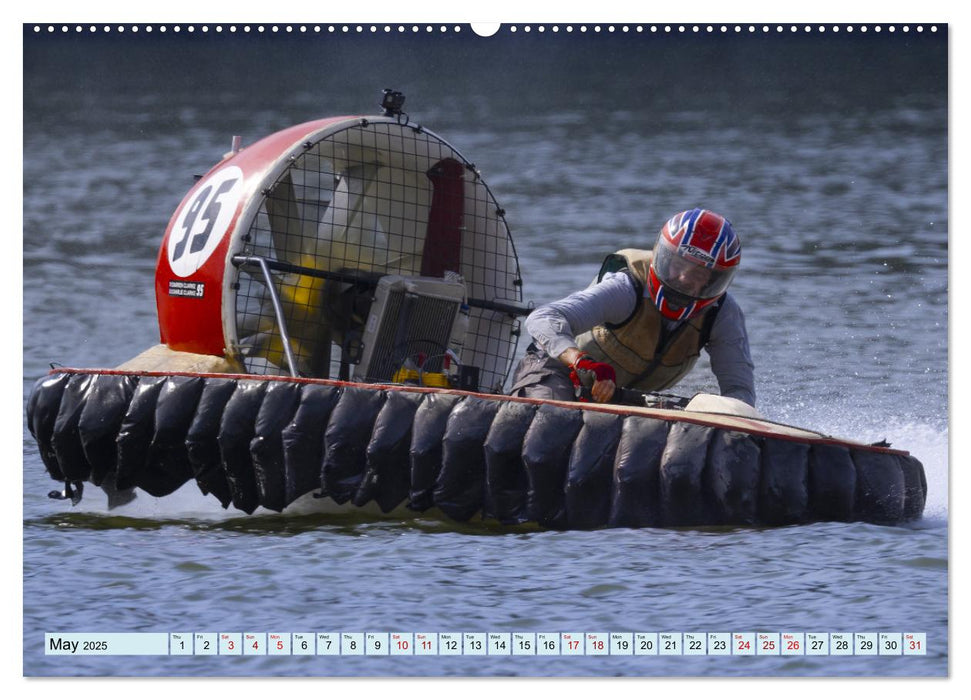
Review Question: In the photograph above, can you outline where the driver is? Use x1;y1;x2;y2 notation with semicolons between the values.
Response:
509;208;756;406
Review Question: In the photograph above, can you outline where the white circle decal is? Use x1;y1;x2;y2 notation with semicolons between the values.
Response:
167;166;245;277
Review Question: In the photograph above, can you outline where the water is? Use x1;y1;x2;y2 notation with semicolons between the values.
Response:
20;26;948;677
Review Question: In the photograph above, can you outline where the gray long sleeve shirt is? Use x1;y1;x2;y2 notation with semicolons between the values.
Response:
524;272;757;406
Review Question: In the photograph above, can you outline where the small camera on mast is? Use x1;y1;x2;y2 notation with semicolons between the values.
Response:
381;89;406;117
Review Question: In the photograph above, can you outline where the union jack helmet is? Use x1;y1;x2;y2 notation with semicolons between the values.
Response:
647;208;741;321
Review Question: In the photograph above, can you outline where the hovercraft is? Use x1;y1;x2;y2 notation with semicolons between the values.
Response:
25;91;926;529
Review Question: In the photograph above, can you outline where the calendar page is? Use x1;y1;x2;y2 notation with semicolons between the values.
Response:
19;3;949;687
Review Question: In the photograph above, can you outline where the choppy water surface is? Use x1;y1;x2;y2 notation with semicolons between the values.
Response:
21;27;948;676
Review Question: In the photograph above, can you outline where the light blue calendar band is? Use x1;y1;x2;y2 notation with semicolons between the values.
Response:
45;632;927;656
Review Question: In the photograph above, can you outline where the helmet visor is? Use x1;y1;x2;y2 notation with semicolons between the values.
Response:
653;241;736;301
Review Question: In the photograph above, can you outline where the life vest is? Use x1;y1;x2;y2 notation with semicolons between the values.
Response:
574;249;722;393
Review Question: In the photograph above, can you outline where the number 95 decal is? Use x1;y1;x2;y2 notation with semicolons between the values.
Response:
167;166;244;277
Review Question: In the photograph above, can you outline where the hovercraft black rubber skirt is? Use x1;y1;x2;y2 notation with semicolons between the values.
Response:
26;370;927;528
